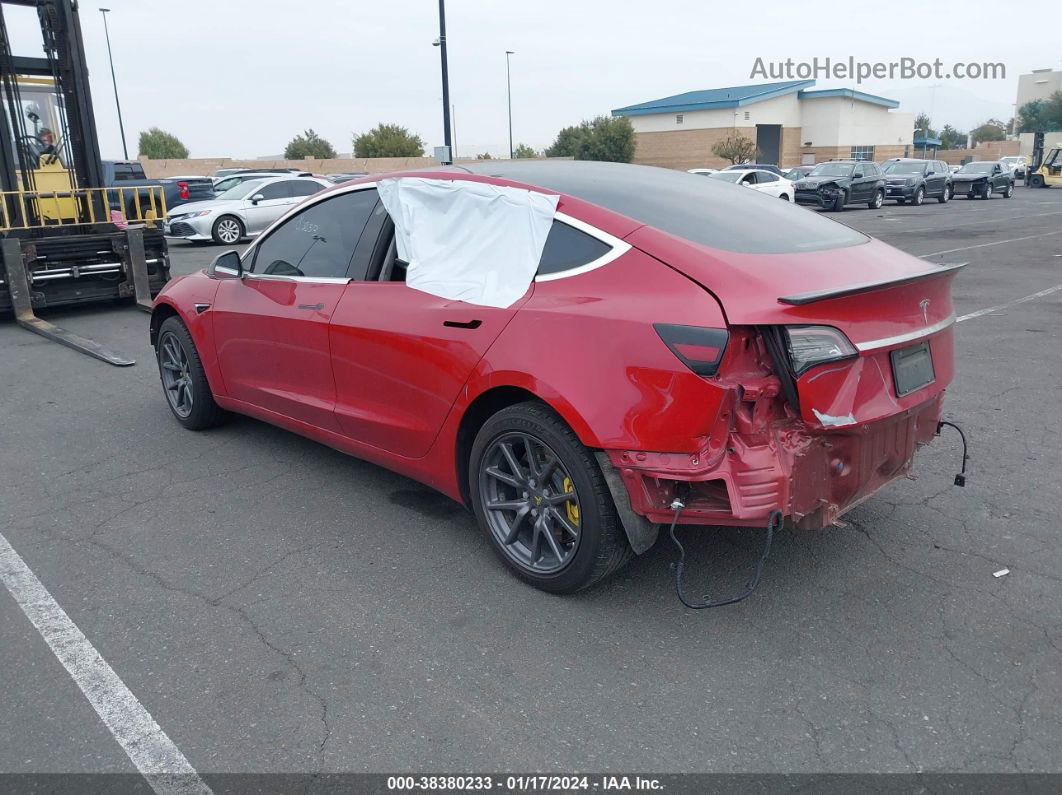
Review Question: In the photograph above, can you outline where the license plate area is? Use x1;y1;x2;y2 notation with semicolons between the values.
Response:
890;341;935;396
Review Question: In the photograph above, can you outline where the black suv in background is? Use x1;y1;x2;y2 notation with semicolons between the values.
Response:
951;161;1015;199
792;160;886;211
881;158;952;205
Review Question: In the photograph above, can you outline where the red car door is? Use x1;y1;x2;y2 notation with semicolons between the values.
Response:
329;229;530;459
211;187;383;432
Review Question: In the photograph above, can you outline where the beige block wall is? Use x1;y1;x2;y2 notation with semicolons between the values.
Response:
934;141;1020;165
632;127;758;170
780;127;803;168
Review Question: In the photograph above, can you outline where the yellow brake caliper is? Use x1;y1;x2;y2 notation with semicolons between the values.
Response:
562;476;580;526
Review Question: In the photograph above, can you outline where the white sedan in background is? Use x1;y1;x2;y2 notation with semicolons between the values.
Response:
708;168;794;200
165;176;330;245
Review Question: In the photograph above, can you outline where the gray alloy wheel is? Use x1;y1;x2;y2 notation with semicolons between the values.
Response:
159;330;194;419
212;215;244;245
912;186;925;206
478;431;582;575
1004;182;1014;198
869;189;884;209
938;184;950;203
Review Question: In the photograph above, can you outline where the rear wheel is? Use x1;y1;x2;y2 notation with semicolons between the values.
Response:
1030;174;1046;188
868;189;884;209
211;215;244;245
469;402;632;593
156;316;226;430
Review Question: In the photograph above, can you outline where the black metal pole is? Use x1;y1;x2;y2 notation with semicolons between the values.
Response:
438;0;451;162
99;8;127;160
506;51;513;159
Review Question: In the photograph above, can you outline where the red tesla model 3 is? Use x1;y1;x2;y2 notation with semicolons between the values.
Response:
151;161;962;593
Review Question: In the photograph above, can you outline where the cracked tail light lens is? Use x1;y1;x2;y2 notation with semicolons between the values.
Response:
654;324;729;376
783;325;857;375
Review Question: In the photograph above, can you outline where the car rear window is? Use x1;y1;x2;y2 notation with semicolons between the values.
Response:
537;221;612;275
475;162;866;254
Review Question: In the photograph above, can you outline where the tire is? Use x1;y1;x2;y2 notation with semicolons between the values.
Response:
912;186;925;206
1030;174;1045;188
211;215;244;245
981;183;992;199
779;193;790;201
938;185;950;203
156;316;227;430
831;191;846;212
868;189;884;210
1004;182;1014;198
469;401;633;593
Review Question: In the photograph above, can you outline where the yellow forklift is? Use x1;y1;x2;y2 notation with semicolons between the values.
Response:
1;0;169;365
1026;132;1062;188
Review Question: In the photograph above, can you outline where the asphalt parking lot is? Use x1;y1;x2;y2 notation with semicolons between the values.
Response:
1;185;1060;780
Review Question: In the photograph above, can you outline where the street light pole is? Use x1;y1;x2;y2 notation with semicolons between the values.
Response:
98;8;128;160
505;51;514;159
437;0;452;162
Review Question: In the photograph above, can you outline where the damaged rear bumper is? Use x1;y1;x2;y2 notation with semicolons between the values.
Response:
602;392;944;531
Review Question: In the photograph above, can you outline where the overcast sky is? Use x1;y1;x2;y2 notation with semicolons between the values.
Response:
4;0;1049;160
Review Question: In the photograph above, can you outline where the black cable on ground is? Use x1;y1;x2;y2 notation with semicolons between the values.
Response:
936;420;969;487
668;502;782;609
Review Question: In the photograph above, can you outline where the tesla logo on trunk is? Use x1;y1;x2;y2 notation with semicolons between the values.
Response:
920;298;930;324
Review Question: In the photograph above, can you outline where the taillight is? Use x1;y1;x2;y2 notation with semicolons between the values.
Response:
782;325;857;375
178;181;189;200
654;324;729;376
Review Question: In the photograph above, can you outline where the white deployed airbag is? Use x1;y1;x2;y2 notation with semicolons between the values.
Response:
377;177;559;309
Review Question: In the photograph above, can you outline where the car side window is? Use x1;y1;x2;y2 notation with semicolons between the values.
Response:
537;221;612;276
251;188;379;279
758;172;779;184
256;181;292;200
853;166;864;178
289;180;323;197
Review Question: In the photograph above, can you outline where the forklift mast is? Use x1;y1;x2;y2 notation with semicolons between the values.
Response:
0;0;170;367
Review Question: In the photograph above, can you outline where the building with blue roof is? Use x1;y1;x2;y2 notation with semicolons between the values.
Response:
612;80;915;171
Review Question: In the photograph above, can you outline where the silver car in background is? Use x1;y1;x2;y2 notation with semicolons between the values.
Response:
165;176;329;245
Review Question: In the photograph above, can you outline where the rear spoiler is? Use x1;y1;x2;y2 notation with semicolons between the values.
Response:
777;262;966;306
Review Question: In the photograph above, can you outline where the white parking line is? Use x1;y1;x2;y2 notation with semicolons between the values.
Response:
957;283;1062;322
918;230;1062;258
0;532;212;795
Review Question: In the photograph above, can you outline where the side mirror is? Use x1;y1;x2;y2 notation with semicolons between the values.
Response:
251;193;265;204
208;250;242;279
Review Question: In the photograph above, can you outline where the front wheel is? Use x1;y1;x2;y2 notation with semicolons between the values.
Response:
981;183;992;199
830;191;846;212
211;215;245;245
156;316;227;430
868;189;884;209
938;185;950;203
779;193;790;201
469;402;633;593
1004;183;1014;198
912;186;925;206
1030;174;1046;188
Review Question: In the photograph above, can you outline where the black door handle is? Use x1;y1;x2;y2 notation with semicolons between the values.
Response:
443;319;482;329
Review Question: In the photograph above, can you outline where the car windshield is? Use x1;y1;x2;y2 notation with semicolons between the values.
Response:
217;179;267;200
708;171;743;183
810;163;854;177
958;163;995;174
884;162;927;175
783;169;805;179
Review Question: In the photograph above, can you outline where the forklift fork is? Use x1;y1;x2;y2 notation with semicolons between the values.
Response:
2;238;135;366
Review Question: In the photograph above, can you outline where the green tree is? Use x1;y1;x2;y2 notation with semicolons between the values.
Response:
513;143;538;159
545;123;590;157
913;112;937;138
352;123;424;158
1018;93;1062;132
545;116;634;162
137;127;188;159
970;118;1006;144
711;133;759;164
284;128;336;159
938;124;966;150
